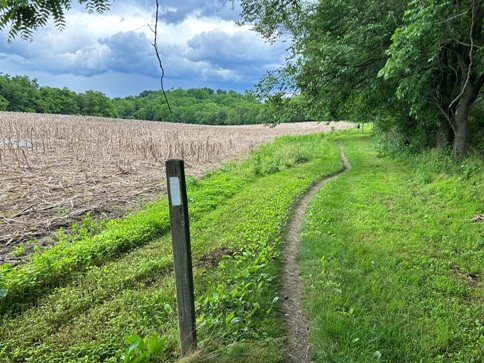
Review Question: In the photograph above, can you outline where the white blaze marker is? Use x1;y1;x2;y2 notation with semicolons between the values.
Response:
169;176;182;206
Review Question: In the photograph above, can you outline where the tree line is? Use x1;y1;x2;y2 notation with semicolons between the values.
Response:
0;73;311;125
113;87;271;125
0;74;117;117
239;0;484;156
3;0;483;155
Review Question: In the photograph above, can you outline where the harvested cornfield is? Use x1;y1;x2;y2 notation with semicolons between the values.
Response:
0;112;352;262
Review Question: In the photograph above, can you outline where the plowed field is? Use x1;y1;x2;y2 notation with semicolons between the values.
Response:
0;112;352;263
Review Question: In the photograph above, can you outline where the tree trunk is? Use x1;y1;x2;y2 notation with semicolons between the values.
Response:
452;81;474;157
449;2;484;157
436;118;451;149
453;114;467;157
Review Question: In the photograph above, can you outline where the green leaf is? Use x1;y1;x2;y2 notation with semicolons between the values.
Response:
225;311;235;325
123;336;143;363
146;333;167;354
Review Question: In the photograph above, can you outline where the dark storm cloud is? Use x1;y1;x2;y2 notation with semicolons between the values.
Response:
0;0;287;97
187;29;286;68
100;31;157;75
154;0;241;24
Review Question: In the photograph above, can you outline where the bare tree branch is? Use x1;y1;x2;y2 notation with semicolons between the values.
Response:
449;1;477;111
152;0;172;113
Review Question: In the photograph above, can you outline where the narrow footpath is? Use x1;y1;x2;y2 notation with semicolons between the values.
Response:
281;144;351;363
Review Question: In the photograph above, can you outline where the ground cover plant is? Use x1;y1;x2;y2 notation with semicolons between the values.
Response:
0;131;346;362
300;133;484;362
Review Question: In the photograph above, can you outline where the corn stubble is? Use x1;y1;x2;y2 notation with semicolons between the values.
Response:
0;112;351;261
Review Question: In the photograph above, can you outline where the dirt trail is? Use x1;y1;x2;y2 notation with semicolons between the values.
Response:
281;144;351;363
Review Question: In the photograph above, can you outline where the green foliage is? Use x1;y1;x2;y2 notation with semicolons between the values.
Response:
0;74;44;112
0;202;171;313
378;0;443;114
467;101;484;153
0;0;110;40
405;148;483;186
77;90;117;117
39;86;80;114
242;0;484;155
0;269;6;298
113;87;266;125
246;133;320;174
122;333;169;363
0;72;273;125
246;0;405;123
0;73;116;116
238;0;302;41
377;0;484;155
0;95;8;110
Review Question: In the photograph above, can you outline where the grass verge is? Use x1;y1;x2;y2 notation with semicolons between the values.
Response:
0;131;346;362
300;133;484;362
0;131;340;313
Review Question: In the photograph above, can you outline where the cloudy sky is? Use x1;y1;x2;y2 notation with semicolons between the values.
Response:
0;0;288;98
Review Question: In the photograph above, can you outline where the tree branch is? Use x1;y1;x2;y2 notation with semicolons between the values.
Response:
152;0;172;113
449;0;477;110
432;93;455;132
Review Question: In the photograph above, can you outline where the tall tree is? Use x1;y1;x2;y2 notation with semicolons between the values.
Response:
241;0;407;122
1;74;42;112
379;0;484;156
39;86;80;114
76;90;117;117
241;0;484;155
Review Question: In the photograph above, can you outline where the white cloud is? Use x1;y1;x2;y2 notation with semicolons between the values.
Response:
0;0;287;97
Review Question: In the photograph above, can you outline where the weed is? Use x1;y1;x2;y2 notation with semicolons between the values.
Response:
122;333;171;363
11;244;25;257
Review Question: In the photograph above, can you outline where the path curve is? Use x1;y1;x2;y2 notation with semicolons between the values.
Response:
281;144;351;363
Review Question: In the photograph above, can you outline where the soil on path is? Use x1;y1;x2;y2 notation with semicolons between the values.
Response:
281;144;351;363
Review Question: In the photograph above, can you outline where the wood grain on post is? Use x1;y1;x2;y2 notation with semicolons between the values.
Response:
166;159;196;356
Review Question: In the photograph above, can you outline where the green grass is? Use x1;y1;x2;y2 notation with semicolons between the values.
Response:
0;131;345;362
0;132;339;314
300;133;484;362
2;129;482;362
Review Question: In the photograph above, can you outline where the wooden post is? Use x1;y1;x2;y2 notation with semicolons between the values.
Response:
165;159;196;356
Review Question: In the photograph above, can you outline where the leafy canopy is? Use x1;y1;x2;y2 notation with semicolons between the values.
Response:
0;0;111;40
240;0;484;155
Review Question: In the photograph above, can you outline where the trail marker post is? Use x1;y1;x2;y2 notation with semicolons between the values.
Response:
166;159;196;356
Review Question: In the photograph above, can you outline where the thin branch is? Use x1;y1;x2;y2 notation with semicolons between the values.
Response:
449;1;476;110
432;93;455;132
438;8;469;24
451;35;484;49
152;0;172;113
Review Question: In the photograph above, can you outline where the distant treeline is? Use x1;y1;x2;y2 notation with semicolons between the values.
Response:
0;74;311;125
114;88;264;125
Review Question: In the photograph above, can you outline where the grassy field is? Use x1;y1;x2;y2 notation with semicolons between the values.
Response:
300;134;484;362
1;128;483;362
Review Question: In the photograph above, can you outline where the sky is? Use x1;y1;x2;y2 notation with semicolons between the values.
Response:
0;0;288;98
